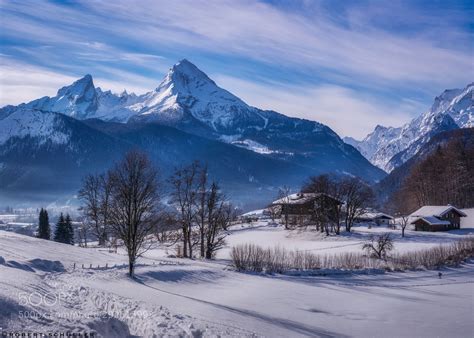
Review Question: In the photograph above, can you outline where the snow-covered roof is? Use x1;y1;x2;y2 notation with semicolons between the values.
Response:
357;211;393;220
410;205;467;218
272;193;341;205
411;216;451;226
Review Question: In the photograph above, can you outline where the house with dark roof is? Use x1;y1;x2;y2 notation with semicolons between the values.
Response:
272;193;342;226
410;205;467;231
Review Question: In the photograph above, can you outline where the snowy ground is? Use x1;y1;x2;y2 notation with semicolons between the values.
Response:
1;220;473;337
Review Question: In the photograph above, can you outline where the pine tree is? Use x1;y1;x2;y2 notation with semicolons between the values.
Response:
37;208;51;240
65;214;75;245
54;213;68;244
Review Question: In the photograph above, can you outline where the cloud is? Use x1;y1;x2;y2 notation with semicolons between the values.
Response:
0;0;471;138
0;57;154;105
213;74;423;139
0;60;76;105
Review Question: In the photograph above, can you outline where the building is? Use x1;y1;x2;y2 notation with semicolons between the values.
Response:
355;211;393;225
410;205;467;231
272;193;342;226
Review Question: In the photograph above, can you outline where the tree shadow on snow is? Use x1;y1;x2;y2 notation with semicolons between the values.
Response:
134;278;347;338
138;269;225;284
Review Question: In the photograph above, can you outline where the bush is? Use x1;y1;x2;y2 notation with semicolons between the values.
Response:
231;237;474;274
362;233;394;259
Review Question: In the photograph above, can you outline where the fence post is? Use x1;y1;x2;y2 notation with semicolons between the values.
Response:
106;263;108;268
82;264;84;269
90;264;92;269
73;263;75;270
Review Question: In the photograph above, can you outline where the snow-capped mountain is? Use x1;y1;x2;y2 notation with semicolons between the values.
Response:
0;59;387;208
1;59;385;183
0;108;70;146
2;75;139;122
345;82;473;172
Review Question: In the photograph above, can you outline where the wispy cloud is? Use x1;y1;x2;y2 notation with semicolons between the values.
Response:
0;0;472;137
214;74;423;138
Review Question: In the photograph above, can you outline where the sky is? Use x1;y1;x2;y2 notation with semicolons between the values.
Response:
0;0;472;139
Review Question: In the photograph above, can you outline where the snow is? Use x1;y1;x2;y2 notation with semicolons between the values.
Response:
410;205;467;218
353;82;473;171
1;220;473;337
0;108;69;146
461;208;474;228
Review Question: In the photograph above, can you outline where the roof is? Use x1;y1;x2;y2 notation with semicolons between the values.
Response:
411;216;451;226
357;212;393;220
272;193;342;205
410;205;467;218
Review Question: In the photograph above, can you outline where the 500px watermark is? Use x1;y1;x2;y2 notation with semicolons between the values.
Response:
0;329;96;337
18;292;67;307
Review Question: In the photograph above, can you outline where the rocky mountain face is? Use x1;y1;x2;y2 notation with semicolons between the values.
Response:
0;59;385;209
345;82;473;172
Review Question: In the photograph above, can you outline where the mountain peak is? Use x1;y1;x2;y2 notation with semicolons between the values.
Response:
164;59;215;88
172;59;200;73
57;74;95;97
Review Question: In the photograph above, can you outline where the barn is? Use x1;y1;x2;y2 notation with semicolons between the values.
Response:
410;205;467;231
272;193;342;226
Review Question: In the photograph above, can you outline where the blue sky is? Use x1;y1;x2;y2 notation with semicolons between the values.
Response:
0;0;472;138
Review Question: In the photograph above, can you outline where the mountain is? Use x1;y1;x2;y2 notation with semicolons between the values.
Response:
0;59;385;208
0;108;311;209
346;82;473;172
0;108;130;203
375;128;474;206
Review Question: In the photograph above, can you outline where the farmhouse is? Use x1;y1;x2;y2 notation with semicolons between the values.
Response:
410;205;467;231
272;193;342;226
355;210;393;225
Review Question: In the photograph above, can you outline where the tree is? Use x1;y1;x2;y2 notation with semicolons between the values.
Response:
277;186;292;229
64;214;75;245
398;215;410;238
303;174;344;234
342;177;374;232
205;182;230;259
54;213;73;244
195;164;208;258
37;208;51;240
77;219;90;247
78;173;112;246
392;136;474;212
362;233;394;259
169;162;200;258
108;151;160;277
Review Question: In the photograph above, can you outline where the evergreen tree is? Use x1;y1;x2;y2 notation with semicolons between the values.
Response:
65;214;75;245
37;208;51;240
54;213;68;244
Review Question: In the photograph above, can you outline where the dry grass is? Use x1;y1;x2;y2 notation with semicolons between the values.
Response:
231;237;474;274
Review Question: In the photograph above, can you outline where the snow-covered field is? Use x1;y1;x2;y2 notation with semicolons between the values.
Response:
1;220;473;337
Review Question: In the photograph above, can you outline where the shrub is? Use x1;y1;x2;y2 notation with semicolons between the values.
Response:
362;233;394;259
231;237;474;274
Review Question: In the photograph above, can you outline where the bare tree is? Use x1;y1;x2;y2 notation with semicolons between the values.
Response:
342;178;374;232
78;173;112;246
205;182;230;259
267;203;281;223
277;186;292;229
108;151;160;277
169;162;199;258
398;215;410;238
76;219;90;247
195;164;208;258
362;233;394;259
303;174;344;234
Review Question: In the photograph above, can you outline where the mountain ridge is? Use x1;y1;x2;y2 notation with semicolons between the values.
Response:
345;82;473;172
